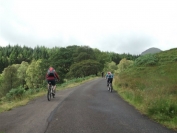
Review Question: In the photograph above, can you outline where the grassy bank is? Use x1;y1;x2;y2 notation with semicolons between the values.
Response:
0;75;98;113
113;48;177;130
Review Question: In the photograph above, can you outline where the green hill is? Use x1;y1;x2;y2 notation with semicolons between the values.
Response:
141;47;162;55
114;48;177;131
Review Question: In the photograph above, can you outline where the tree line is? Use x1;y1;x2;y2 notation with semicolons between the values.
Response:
0;44;139;98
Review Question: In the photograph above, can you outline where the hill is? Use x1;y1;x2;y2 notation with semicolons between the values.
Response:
114;48;177;130
141;47;162;55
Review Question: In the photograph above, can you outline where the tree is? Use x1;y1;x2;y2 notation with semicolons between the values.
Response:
0;74;4;97
49;47;74;81
74;52;90;62
0;56;8;73
67;59;102;78
117;58;134;73
25;59;44;88
33;46;49;60
73;46;96;62
9;51;17;65
93;49;110;71
103;61;117;74
1;65;19;94
17;61;29;87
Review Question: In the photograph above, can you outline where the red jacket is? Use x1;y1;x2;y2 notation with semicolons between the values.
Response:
46;71;60;81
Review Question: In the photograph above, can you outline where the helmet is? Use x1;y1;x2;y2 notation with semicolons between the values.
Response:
49;67;54;71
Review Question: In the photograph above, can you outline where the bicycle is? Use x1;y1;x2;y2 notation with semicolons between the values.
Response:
108;81;112;92
47;82;55;101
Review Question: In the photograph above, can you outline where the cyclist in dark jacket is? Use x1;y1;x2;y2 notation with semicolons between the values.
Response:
46;67;60;94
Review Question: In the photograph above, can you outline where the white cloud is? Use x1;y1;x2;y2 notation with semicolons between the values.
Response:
0;0;177;54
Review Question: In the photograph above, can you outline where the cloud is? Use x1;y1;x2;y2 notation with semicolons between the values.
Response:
95;32;158;55
0;0;177;55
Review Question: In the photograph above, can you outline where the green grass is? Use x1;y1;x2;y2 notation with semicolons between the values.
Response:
0;75;98;113
114;48;177;131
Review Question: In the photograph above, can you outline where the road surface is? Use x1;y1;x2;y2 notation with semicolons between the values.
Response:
0;78;176;133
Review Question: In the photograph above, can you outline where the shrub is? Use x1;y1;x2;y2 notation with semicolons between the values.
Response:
24;89;37;95
117;58;134;73
6;86;25;100
134;54;158;66
172;57;177;62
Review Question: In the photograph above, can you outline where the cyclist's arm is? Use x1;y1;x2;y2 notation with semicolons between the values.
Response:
105;74;108;79
45;73;48;80
111;74;114;81
54;72;60;81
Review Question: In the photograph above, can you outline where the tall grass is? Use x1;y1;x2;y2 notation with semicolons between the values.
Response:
114;48;177;130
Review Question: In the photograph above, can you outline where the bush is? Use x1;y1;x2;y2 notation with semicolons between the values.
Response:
117;58;134;73
134;54;158;66
172;57;177;62
6;86;25;100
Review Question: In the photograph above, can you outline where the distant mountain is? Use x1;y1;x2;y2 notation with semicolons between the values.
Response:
141;47;162;55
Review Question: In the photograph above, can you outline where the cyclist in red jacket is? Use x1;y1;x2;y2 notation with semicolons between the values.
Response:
46;67;60;95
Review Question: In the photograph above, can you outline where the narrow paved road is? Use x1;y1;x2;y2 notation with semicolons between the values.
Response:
0;78;176;133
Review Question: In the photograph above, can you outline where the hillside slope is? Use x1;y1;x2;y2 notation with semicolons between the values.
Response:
115;48;177;131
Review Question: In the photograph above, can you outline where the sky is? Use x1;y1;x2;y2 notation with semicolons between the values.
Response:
0;0;177;55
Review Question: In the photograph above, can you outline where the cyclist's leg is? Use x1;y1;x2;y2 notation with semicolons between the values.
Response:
51;80;56;93
110;78;113;88
53;85;56;93
108;78;111;86
47;80;50;90
107;79;109;86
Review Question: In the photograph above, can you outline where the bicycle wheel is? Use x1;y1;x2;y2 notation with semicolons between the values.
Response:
47;87;51;101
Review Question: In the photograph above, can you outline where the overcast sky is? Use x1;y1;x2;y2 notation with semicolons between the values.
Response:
0;0;177;55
